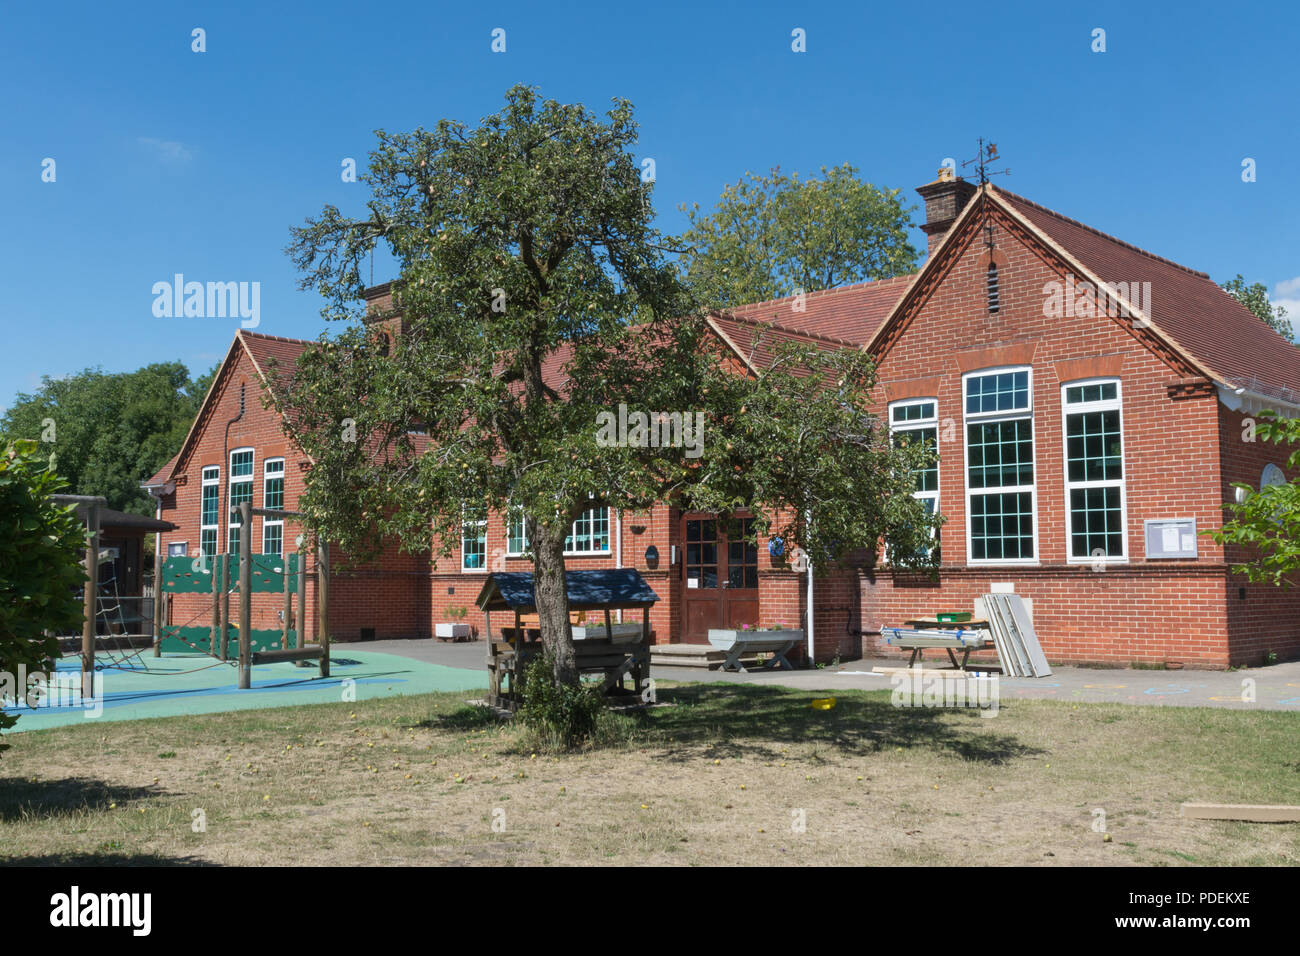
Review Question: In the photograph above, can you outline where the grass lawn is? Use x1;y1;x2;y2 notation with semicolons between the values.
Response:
0;683;1297;866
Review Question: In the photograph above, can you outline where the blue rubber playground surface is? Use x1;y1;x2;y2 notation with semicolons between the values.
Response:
8;649;489;731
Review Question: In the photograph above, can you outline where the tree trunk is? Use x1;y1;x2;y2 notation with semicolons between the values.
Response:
531;521;578;686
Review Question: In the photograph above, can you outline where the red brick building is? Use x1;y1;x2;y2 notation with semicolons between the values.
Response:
143;176;1300;668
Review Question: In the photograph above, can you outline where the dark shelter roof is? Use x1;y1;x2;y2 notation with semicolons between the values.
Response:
69;503;176;533
475;569;660;613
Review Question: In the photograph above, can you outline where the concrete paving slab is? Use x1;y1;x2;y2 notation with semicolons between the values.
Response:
356;637;1300;711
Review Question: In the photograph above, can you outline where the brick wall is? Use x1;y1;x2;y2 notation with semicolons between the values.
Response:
862;200;1250;666
1217;401;1300;664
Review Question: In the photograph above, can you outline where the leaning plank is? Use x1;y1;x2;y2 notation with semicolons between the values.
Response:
1181;803;1300;823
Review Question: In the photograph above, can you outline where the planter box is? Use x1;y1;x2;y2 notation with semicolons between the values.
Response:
435;622;472;641
572;623;644;644
707;628;803;672
707;628;804;652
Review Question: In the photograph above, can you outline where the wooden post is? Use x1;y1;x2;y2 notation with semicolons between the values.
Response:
237;501;252;689
296;546;307;649
209;554;221;655
640;606;651;697
281;551;292;650
80;504;100;701
219;555;230;661
153;570;166;658
317;539;330;678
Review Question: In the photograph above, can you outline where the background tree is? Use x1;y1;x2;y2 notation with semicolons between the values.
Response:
0;440;85;749
1221;274;1293;343
1208;413;1300;586
0;361;215;516
276;86;938;689
678;164;919;310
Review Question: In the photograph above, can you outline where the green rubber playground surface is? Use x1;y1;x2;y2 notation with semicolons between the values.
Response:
9;650;488;731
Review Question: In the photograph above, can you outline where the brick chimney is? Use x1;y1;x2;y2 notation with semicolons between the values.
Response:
916;171;978;258
363;281;404;344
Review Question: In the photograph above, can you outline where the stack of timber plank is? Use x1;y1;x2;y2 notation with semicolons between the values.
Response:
983;593;1052;677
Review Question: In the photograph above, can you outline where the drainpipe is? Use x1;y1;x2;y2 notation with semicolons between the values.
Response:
805;509;814;666
614;509;623;623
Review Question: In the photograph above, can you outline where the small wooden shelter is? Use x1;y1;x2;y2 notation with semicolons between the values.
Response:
476;569;659;710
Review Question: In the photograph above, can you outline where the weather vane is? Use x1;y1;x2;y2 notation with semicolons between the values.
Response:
961;138;1011;185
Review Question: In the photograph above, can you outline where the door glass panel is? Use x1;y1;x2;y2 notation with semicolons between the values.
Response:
685;519;719;589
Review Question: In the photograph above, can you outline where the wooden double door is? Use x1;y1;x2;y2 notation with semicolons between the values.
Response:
680;514;759;644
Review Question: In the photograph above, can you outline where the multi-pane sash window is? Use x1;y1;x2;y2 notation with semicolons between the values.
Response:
262;458;285;555
964;370;1035;562
889;400;940;560
1063;380;1126;561
506;506;530;556
505;504;611;555
228;449;254;554
462;507;487;570
200;466;220;559
566;505;610;554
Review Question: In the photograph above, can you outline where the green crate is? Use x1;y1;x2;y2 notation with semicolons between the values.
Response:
936;611;972;623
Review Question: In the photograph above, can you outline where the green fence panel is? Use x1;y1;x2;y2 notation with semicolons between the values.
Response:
159;626;296;657
160;555;213;593
162;553;300;595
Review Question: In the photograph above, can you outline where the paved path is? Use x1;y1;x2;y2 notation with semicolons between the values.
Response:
362;638;1300;711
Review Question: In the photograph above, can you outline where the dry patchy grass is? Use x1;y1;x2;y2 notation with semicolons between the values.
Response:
0;683;1297;866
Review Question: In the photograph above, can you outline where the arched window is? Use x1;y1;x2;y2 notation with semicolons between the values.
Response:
987;263;1000;313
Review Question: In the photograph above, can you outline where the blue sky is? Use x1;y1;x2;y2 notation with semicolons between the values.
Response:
2;0;1297;409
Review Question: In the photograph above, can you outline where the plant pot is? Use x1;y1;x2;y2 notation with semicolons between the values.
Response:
435;622;472;641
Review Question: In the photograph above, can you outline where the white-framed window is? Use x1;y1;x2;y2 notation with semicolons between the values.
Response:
504;503;612;556
228;448;254;554
167;541;188;558
262;458;285;555
566;505;610;555
506;505;529;556
963;368;1037;563
1062;379;1127;563
462;506;487;571
889;399;940;561
200;465;220;559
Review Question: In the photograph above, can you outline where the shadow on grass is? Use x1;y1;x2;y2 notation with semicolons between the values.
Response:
0;777;161;823
641;684;1042;765
414;704;501;733
2;851;212;866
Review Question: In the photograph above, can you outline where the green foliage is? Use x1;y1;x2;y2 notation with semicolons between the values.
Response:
519;655;606;750
273;86;941;687
1221;274;1292;343
0;362;216;515
0;440;86;744
1208;413;1300;585
679;164;919;309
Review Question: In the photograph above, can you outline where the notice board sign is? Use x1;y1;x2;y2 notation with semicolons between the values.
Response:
1144;518;1198;559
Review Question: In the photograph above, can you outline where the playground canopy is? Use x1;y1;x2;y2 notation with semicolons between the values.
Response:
475;569;660;710
475;568;659;614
